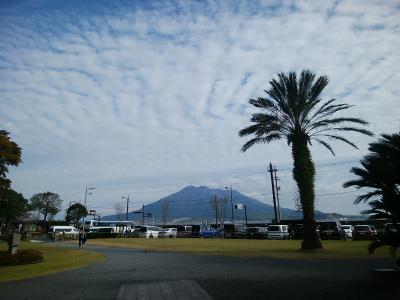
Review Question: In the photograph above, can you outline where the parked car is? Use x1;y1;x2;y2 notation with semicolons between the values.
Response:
48;226;79;239
353;225;378;240
317;221;343;240
247;227;268;239
200;225;219;238
139;226;164;238
225;224;248;239
340;225;354;240
162;228;177;238
267;225;290;240
177;225;193;238
290;224;320;239
292;224;304;239
385;223;398;234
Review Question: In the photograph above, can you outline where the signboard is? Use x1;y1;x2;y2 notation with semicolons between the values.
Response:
235;204;244;210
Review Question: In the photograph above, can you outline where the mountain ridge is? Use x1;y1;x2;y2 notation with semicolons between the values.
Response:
102;185;358;223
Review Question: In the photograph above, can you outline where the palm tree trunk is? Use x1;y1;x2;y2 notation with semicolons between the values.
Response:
292;140;323;250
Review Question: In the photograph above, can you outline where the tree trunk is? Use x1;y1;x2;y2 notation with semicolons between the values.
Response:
292;140;323;250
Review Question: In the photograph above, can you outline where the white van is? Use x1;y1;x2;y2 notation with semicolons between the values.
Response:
267;225;290;240
48;226;79;238
139;226;164;238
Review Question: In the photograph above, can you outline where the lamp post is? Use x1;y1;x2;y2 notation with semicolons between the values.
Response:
121;195;130;221
82;187;95;229
225;185;235;236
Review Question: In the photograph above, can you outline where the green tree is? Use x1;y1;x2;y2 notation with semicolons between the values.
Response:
0;130;22;190
239;70;372;249
30;192;63;223
0;189;28;230
343;133;400;264
343;133;400;221
65;203;88;227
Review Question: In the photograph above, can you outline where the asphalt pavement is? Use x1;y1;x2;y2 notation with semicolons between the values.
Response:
1;241;399;300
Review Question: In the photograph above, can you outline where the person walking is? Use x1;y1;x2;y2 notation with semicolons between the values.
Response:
78;228;86;248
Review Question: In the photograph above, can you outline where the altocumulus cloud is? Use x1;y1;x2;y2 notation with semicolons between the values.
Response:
0;0;399;217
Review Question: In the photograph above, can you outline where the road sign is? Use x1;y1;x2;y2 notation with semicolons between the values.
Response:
235;204;244;210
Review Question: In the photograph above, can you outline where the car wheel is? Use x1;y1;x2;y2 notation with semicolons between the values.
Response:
169;235;173;238
149;235;153;238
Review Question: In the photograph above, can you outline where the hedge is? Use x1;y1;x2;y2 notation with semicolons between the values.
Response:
0;249;44;267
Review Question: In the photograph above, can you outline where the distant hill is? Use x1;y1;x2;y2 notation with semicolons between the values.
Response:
102;185;358;224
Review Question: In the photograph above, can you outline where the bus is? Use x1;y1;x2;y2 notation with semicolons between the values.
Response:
84;220;135;233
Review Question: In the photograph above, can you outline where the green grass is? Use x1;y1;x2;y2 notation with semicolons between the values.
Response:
87;238;398;259
0;242;105;282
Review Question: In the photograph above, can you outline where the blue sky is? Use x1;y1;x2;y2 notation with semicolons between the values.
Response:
1;0;399;219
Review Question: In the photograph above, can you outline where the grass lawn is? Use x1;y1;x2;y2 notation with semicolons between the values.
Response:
87;238;398;259
0;242;105;282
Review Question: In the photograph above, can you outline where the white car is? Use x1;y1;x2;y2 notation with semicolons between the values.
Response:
340;225;354;239
163;228;177;238
267;225;290;240
139;226;164;238
48;226;79;239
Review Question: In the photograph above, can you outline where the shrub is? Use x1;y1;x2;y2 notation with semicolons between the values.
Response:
0;249;44;266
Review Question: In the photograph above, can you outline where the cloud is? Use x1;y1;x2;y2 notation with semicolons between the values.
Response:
1;0;399;217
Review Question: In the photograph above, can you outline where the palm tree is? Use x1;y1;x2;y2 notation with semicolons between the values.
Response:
239;70;373;249
343;133;400;221
344;133;400;264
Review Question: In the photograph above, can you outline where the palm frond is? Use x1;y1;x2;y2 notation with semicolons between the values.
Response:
352;191;382;204
241;135;281;152
238;124;261;137
314;138;335;155
322;134;359;149
332;126;373;136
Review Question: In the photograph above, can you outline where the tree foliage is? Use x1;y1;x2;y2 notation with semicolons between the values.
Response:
343;132;400;221
344;132;400;264
65;203;88;227
239;69;372;249
0;130;22;190
160;200;170;225
209;195;228;227
30;192;63;223
0;189;28;224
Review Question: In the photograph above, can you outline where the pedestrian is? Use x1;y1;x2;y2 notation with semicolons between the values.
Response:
78;228;86;248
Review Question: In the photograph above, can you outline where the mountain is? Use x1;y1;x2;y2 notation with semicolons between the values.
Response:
102;185;304;223
102;185;360;223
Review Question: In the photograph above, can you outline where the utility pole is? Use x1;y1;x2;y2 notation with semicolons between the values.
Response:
83;186;95;229
214;195;218;228
273;168;281;224
225;185;235;238
244;205;248;226
122;195;130;221
142;204;145;226
268;163;279;224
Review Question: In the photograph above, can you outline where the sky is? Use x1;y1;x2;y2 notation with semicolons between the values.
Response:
1;0;399;219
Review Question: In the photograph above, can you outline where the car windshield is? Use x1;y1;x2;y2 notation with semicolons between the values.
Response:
355;226;369;231
318;222;337;230
341;225;351;230
268;226;280;231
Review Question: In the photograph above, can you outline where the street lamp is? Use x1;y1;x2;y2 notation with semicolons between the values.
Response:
225;185;235;230
82;187;96;229
121;195;130;221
